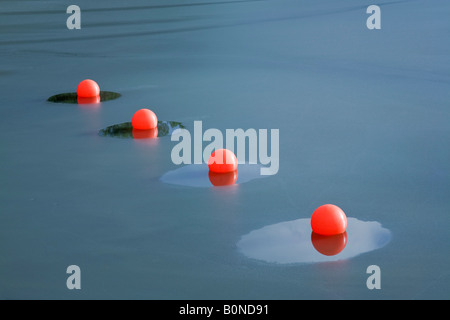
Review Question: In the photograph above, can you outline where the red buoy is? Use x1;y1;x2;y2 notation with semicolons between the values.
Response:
77;79;100;98
131;109;158;130
208;149;238;173
311;204;347;236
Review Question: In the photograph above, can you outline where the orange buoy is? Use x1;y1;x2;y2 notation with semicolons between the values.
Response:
311;231;347;256
208;170;238;186
310;204;347;236
77;79;100;98
131;109;158;130
208;149;238;173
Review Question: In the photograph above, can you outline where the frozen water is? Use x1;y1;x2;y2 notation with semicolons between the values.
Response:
237;217;392;264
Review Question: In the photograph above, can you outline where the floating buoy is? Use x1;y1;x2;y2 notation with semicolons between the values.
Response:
132;108;158;130
311;204;347;236
208;149;238;173
77;79;100;98
208;170;238;186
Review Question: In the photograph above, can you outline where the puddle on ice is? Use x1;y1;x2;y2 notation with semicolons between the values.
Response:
237;217;391;264
160;163;270;187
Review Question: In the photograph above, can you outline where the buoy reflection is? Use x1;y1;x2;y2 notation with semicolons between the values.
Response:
77;95;100;104
208;170;238;187
132;128;159;139
311;231;347;256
